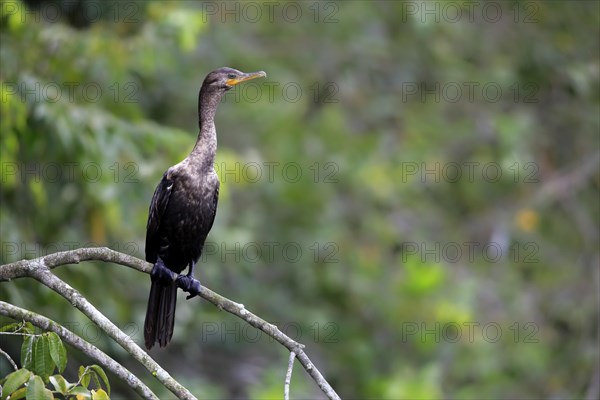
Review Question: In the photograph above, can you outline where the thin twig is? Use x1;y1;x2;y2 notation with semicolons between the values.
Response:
0;301;158;399
0;346;18;371
0;247;342;400
1;331;40;337
284;351;296;400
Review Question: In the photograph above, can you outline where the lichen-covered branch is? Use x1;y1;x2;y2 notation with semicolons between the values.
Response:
0;247;342;400
0;301;157;400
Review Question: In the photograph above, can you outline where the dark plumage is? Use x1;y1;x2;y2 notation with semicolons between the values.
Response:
144;67;266;349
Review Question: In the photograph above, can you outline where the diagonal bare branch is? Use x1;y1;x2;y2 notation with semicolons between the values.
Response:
0;247;342;400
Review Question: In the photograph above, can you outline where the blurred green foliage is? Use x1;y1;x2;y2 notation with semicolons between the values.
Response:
1;0;598;398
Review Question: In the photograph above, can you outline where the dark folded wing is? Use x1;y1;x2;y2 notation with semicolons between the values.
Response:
205;181;220;234
145;171;174;263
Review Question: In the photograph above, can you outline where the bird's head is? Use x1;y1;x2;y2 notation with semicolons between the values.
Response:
203;67;267;92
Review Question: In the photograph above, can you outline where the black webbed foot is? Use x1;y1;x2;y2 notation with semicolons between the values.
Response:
151;257;175;284
176;274;202;300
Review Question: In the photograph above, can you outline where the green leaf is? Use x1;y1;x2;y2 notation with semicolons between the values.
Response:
90;371;101;393
7;387;27;400
25;375;52;400
22;323;36;334
1;368;31;400
91;389;109;400
46;332;67;373
49;375;72;395
79;366;91;388
33;335;54;382
21;335;35;370
0;322;21;332
67;385;91;399
88;365;110;396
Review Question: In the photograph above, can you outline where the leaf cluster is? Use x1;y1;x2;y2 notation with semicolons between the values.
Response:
1;323;110;400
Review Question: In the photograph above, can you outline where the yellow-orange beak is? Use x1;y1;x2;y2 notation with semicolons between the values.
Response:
226;71;267;86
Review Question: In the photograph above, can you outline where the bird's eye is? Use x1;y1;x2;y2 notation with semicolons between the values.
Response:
227;74;236;79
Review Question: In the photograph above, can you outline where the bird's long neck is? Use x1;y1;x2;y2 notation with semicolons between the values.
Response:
190;86;223;170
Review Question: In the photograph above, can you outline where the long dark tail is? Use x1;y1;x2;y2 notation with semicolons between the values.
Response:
144;281;177;349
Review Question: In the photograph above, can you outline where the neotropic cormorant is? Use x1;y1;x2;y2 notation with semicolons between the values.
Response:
144;67;266;349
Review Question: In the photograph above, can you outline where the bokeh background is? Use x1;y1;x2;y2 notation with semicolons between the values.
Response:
1;0;599;398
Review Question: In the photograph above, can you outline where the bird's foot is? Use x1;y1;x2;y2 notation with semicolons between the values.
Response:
151;257;175;284
176;275;202;300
